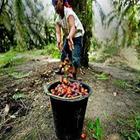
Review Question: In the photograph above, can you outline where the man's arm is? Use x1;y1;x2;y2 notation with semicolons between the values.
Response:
67;15;76;50
56;22;62;50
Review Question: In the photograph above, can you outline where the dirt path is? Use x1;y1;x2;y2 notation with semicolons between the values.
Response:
0;56;140;140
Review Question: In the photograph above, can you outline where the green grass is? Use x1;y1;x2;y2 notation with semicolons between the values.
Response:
27;43;60;59
86;118;104;140
96;73;110;81
113;79;132;89
103;46;118;58
0;50;29;68
12;92;26;100
0;44;60;73
89;41;119;63
117;113;140;140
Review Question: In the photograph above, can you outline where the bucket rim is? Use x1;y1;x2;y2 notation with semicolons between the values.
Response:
43;80;93;102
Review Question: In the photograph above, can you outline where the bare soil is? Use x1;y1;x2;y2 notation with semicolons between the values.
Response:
0;56;140;140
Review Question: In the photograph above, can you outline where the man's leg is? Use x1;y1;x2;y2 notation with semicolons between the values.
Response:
71;36;83;79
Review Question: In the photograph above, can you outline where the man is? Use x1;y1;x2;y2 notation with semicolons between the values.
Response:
53;0;84;79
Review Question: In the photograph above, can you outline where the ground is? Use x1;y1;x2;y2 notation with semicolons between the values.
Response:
0;56;140;140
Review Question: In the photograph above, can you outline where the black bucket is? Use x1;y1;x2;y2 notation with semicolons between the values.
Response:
44;80;92;140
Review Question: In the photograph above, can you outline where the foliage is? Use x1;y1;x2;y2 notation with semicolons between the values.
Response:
29;43;60;59
0;0;55;52
43;44;60;59
0;50;28;68
44;22;56;45
90;37;102;50
14;0;29;51
96;73;109;81
113;79;131;89
106;0;140;47
87;118;103;140
0;43;59;69
12;92;26;100
0;0;15;52
93;0;140;48
117;114;140;140
89;39;119;62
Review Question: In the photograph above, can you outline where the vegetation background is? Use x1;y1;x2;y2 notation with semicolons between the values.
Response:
0;0;140;140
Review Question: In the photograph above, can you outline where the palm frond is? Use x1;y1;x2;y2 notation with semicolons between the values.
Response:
95;0;106;25
121;25;127;47
25;0;36;17
14;0;29;50
0;10;11;31
106;0;140;47
106;13;117;27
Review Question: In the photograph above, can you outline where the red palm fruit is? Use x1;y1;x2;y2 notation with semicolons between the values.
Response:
62;88;67;94
58;88;62;93
73;93;78;96
63;84;67;89
67;94;72;98
60;76;63;83
54;86;57;92
51;89;55;94
69;83;74;87
67;87;72;94
81;133;86;139
63;78;68;84
83;92;88;96
68;66;73;73
81;87;85;93
85;89;88;92
63;60;67;65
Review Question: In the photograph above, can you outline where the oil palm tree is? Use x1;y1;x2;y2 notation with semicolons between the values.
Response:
106;0;140;47
72;0;93;67
0;0;15;52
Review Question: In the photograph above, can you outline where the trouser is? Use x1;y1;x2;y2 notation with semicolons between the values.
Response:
61;36;83;68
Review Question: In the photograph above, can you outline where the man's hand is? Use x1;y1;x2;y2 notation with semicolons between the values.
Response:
67;36;74;51
57;41;62;51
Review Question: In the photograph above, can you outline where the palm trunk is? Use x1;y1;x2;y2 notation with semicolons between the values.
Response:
71;0;92;67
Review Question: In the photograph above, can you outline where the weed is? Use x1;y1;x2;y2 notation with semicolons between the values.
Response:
96;73;109;81
12;92;26;100
0;51;28;68
9;71;31;79
86;118;103;140
29;43;60;59
117;114;140;140
113;79;131;89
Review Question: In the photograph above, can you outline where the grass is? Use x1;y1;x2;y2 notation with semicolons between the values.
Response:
113;79;132;89
27;43;60;59
21;129;38;140
9;71;31;79
0;50;29;68
85;118;104;140
89;42;119;63
117;113;140;140
85;114;140;140
12;92;26;100
96;73;110;81
113;78;140;93
0;43;60;75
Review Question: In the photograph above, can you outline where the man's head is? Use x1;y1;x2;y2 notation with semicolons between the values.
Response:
52;0;71;6
52;0;64;17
